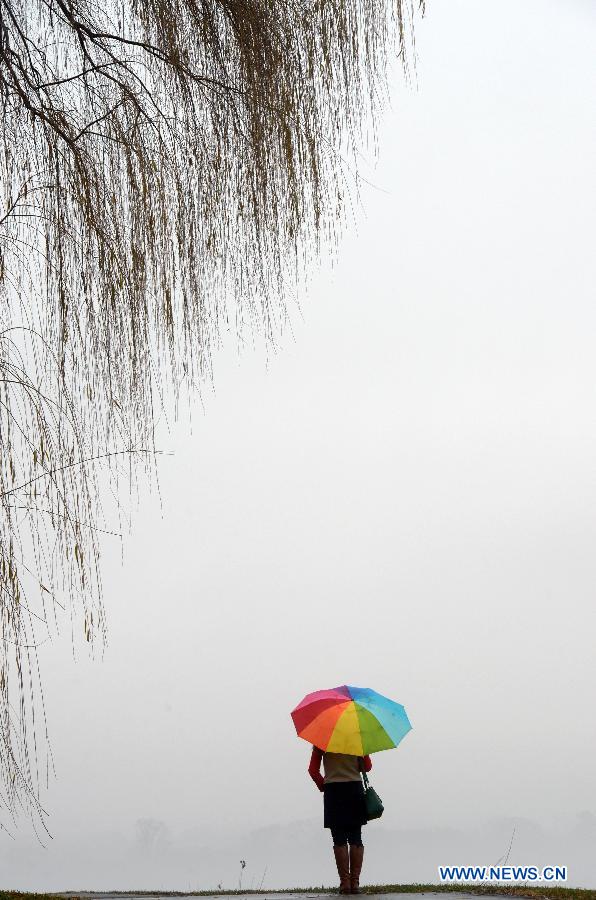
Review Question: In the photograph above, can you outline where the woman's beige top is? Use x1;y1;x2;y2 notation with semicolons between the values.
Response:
322;752;362;783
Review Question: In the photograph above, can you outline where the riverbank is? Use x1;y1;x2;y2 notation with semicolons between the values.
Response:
2;886;595;900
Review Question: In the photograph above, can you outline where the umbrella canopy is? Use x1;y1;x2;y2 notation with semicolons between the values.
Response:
291;684;412;755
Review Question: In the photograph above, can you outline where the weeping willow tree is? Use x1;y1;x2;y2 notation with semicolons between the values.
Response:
0;0;420;830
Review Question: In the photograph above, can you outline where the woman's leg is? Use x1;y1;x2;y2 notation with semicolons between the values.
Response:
330;827;351;894
346;828;364;895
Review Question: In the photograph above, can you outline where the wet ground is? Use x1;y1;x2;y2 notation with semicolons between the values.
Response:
58;893;485;900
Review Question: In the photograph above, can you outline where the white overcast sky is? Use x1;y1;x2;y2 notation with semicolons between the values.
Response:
5;0;596;891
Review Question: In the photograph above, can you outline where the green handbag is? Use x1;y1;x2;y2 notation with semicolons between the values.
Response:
362;769;384;821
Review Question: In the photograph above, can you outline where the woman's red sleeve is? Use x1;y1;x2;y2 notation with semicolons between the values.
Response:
308;747;324;792
363;754;372;772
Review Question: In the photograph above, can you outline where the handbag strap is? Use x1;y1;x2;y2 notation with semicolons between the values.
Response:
359;757;370;790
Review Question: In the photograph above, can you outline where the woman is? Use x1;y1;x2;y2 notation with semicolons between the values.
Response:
308;746;372;894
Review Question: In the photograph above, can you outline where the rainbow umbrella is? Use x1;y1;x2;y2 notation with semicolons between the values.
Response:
291;685;411;755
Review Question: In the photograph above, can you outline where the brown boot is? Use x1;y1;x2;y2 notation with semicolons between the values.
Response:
333;844;351;894
349;844;364;894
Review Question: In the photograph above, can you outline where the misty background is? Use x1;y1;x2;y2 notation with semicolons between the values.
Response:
4;0;596;890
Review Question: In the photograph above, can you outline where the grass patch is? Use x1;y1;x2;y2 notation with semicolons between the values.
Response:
366;887;596;900
1;894;57;900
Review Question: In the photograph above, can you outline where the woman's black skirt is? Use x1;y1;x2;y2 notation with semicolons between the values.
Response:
323;780;367;830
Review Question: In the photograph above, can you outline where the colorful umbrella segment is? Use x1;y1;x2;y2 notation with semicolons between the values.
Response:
291;685;412;755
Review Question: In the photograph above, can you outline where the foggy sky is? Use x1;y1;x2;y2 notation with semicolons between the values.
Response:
4;0;596;890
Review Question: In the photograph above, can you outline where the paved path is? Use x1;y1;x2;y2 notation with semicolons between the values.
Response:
58;893;485;900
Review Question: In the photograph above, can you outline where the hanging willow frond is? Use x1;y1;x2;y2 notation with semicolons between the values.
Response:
0;0;419;827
